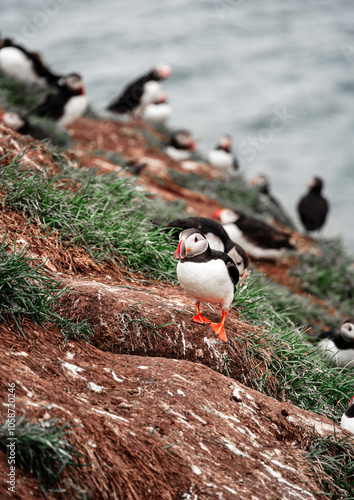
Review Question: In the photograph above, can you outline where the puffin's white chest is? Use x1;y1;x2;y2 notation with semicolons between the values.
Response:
208;150;233;172
317;338;354;368
141;81;163;105
166;146;191;162
58;95;88;128
223;223;284;260
143;103;172;124
0;47;45;85
177;259;234;310
341;412;354;433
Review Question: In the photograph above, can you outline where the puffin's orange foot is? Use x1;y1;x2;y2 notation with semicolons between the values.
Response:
192;313;211;325
210;322;228;342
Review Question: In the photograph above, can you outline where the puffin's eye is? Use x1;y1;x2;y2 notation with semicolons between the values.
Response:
349;326;352;331
194;237;198;243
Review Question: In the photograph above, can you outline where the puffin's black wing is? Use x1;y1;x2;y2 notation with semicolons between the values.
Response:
236;215;294;250
226;259;239;287
35;91;66;120
108;71;155;113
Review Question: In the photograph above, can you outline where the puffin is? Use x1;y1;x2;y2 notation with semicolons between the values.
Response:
212;208;295;260
164;216;248;279
207;134;239;173
0;38;61;86
165;130;196;161
297;177;329;233
250;174;281;209
175;228;239;342
142;92;172;124
35;73;88;128
108;64;172;118
0;111;55;142
317;319;354;368
341;396;354;434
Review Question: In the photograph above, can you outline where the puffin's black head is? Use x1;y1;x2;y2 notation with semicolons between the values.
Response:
216;134;232;153
174;229;209;260
59;73;85;95
308;176;324;194
152;64;172;80
250;174;269;194
170;130;196;151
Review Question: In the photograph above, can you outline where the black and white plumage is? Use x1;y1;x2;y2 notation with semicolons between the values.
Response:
317;319;354;368
250;174;281;209
142;92;172;124
207;135;239;173
164;216;248;278
297;177;329;233
341;396;354;434
0;38;61;86
108;64;172;118
212;208;295;260
165;130;196;161
174;228;239;342
35;73;88;128
0;111;55;142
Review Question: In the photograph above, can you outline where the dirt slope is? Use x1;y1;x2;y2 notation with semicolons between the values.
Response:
0;117;346;499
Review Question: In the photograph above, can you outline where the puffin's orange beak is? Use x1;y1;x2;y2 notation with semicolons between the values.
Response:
212;208;223;220
240;269;247;285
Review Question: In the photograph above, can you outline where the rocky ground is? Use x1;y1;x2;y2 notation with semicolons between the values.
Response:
0;115;352;499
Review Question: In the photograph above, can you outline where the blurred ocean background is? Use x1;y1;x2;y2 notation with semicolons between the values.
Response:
2;0;354;252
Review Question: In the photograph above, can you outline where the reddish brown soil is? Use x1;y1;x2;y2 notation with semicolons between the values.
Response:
0;117;345;499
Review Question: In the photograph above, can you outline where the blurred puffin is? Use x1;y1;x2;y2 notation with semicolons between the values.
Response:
175;228;239;342
317;319;354;368
212;208;295;260
164;216;248;279
250;174;281;209
165;130;196;161
142;92;172;124
341;396;354;434
35;73;88;128
0;111;55;142
108;64;172;118
0;38;61;86
297;177;329;233
207;134;239;173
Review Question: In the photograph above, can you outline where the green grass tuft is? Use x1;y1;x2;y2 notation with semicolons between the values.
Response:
0;233;62;331
0;417;86;496
305;430;354;498
0;152;177;281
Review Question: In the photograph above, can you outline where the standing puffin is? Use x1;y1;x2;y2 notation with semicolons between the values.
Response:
108;64;172;118
0;111;55;142
142;92;172;124
341;396;354;434
297;177;329;233
207;135;239;173
164;216;248;279
212;208;295;260
35;73;88;128
174;228;239;342
317;319;354;368
0;38;61;86
165;130;196;161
